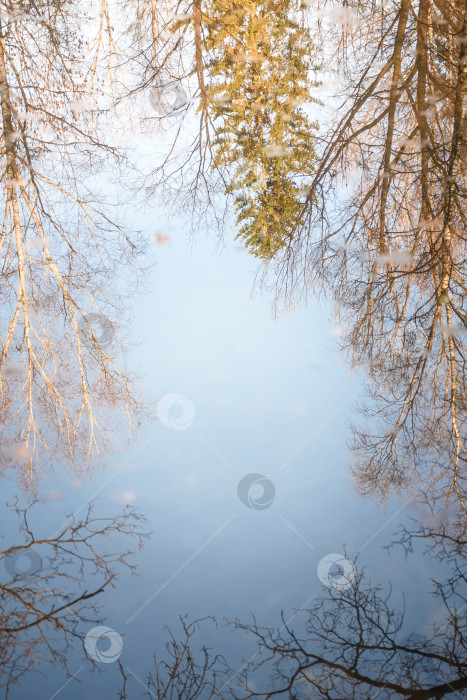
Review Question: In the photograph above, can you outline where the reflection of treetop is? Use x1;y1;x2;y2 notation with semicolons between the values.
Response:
203;0;319;260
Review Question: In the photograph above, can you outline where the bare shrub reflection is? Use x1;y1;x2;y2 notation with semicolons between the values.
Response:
119;516;467;699
0;498;149;693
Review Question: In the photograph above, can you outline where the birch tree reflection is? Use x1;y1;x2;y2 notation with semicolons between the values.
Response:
0;1;146;484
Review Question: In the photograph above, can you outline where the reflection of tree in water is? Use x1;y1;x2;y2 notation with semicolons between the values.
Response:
2;1;467;695
0;499;149;694
119;514;467;700
0;0;148;485
204;0;320;260
126;0;467;513
248;0;467;516
127;0;320;259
